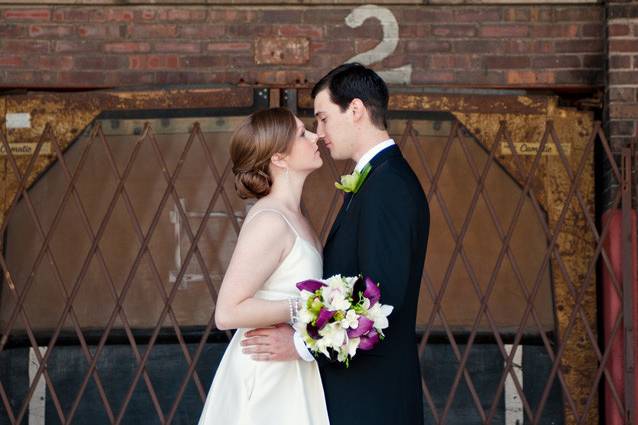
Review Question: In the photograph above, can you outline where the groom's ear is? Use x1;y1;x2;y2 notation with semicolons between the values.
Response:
349;98;366;123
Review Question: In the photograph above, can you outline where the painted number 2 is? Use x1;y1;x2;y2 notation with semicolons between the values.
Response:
344;5;412;84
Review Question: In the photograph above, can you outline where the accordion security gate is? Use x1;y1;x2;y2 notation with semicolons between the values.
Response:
0;89;635;424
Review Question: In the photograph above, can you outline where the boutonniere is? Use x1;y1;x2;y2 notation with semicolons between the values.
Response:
335;163;372;194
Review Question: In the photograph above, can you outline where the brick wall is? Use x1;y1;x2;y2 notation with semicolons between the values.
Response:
605;2;638;206
0;4;604;89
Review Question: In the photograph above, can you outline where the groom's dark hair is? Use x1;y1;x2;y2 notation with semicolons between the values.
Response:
311;63;389;130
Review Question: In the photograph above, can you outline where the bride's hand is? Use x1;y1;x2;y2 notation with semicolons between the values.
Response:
241;323;299;361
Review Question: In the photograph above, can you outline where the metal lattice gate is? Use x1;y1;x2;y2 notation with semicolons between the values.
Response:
0;88;635;425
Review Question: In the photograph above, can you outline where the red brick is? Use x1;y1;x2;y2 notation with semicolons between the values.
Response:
479;25;529;38
328;24;381;40
506;71;555;85
154;9;207;21
610;71;638;85
311;40;353;55
0;39;49;53
380;53;409;69
582;24;603;38
3;70;56;86
277;24;323;39
554;7;602;22
0;55;23;67
104;42;151;53
106;10;134;22
52;8;106;22
582;54;605;69
609;120;635;136
208;9;257;23
485;56;530;69
531;55;581;68
181;55;228;68
180;24;227;38
400;24;430;38
529;8;555;22
399;9;454;23
206;42;251;52
57;71;109;87
452;70;506;85
28;55;73;71
154;42;201;53
429;54;478;70
452;39;501;53
129;24;177;38
453;9;501;23
610;55;632;69
261;10;302;23
530;24;579;38
129;55;179;70
103;71;155;86
74;55;128;70
411;70;455;84
610;40;638;53
136;9;157;21
302;9;346;24
255;37;309;65
0;24;26;37
78;24;124;38
29;24;73;38
634;56;638;69
610;103;638;119
406;40;451;54
432;25;476;38
4;9;51;21
257;70;306;85
504;8;531;22
609;24;631;37
555;39;603;53
609;87;636;103
54;40;101;53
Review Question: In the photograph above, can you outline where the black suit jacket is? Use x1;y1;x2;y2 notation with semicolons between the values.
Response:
321;145;429;425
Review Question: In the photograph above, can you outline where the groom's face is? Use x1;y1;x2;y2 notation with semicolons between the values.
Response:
313;89;356;161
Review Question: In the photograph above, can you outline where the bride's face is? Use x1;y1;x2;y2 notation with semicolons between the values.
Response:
284;116;322;173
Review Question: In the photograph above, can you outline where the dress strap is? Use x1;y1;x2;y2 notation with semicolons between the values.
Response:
243;208;300;238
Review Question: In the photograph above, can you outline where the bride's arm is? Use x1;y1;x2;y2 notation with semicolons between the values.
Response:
214;212;294;330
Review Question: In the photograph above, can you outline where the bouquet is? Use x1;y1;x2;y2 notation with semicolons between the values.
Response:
294;275;393;367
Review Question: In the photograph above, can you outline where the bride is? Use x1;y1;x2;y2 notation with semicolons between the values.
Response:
198;107;329;425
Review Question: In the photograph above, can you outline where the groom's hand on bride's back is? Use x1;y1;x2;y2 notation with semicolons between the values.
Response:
241;323;299;361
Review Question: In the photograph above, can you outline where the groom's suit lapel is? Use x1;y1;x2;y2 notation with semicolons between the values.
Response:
325;145;401;245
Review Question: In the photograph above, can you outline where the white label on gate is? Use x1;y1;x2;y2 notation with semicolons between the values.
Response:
504;344;524;425
6;112;32;129
29;346;47;425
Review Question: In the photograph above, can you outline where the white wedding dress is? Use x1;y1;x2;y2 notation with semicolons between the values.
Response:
198;209;330;425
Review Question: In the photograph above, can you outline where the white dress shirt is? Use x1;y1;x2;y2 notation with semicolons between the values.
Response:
294;138;396;362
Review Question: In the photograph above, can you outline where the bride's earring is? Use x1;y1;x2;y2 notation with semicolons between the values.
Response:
284;167;289;182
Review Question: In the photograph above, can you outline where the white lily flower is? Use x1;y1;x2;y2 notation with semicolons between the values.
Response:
367;303;394;330
318;322;346;349
341;309;359;329
330;292;351;311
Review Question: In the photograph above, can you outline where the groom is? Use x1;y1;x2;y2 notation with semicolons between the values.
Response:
242;63;429;425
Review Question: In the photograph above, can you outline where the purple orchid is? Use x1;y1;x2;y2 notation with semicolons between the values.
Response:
296;279;325;293
315;308;335;330
358;329;380;351
363;276;381;306
307;324;320;340
346;316;374;338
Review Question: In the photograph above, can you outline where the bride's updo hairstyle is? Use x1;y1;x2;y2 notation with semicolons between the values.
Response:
230;107;297;199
